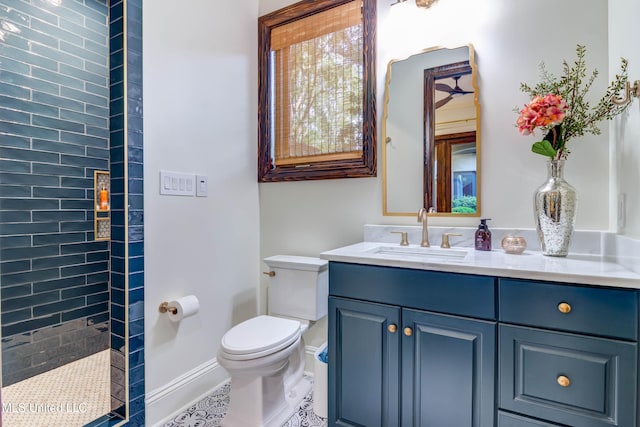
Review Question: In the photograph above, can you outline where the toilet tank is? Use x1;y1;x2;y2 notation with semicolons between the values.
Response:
263;255;328;321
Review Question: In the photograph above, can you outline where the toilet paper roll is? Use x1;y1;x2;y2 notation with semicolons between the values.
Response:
168;295;200;322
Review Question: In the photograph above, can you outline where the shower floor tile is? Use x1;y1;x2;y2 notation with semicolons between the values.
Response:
163;379;328;427
2;349;110;427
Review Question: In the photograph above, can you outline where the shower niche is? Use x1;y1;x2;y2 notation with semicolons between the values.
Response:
95;170;111;241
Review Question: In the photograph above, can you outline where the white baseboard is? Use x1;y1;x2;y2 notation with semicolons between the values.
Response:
146;357;229;427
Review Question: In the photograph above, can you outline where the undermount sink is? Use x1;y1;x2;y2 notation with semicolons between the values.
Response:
368;245;470;261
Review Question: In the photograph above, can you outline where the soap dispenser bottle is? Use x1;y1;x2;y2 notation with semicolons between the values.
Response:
475;218;492;251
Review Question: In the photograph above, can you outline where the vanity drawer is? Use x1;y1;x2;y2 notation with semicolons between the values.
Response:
499;278;637;340
329;262;496;320
499;325;637;427
498;411;562;426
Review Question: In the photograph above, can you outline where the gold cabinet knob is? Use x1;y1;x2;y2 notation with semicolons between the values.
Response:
558;302;572;314
388;324;397;333
557;375;571;387
263;271;275;277
404;327;413;337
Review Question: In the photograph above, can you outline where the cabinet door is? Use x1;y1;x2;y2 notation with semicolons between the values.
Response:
402;309;496;427
499;324;637;427
328;297;401;427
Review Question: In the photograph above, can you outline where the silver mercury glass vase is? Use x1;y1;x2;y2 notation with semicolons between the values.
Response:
533;160;577;257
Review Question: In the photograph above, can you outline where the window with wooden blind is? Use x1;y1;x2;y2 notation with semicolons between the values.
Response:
258;0;376;182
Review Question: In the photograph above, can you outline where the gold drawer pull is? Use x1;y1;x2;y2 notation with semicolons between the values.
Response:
404;327;413;337
557;375;571;387
263;271;275;277
558;302;572;314
388;324;397;333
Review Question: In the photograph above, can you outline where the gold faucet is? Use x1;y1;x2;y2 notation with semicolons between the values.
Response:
417;207;430;247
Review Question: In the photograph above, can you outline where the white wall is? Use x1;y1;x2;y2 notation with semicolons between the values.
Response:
610;0;640;238
143;0;260;424
259;0;612;349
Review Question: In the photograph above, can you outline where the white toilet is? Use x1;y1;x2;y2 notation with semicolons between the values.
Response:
217;255;328;427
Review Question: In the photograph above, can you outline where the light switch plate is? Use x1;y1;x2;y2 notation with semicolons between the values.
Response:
160;171;196;196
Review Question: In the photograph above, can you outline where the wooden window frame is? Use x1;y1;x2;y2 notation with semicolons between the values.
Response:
258;0;377;182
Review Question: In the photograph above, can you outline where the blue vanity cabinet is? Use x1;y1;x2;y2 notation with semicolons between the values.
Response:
327;258;640;426
498;279;639;427
328;262;496;427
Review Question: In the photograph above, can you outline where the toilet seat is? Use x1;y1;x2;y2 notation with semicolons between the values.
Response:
220;315;301;361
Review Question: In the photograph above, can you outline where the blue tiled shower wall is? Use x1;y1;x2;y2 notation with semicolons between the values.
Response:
0;0;111;386
107;0;145;423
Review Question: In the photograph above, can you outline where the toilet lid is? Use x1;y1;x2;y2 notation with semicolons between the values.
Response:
221;315;301;359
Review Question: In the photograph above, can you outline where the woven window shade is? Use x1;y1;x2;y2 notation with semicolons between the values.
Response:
270;1;364;166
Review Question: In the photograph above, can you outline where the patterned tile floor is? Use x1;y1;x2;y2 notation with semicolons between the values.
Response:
1;349;111;427
163;380;328;427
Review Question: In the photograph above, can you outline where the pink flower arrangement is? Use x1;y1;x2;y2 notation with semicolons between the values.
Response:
516;94;568;136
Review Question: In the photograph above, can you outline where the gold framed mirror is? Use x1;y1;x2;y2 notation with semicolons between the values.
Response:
382;44;481;216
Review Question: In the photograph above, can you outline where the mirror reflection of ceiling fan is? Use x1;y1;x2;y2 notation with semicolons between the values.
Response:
435;75;473;108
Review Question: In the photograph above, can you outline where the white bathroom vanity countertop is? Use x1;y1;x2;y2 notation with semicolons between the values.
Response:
320;241;640;290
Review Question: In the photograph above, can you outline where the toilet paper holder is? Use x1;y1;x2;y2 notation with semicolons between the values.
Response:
159;301;178;315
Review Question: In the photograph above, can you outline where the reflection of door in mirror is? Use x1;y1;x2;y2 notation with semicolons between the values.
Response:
382;45;480;216
434;133;476;213
425;61;477;214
